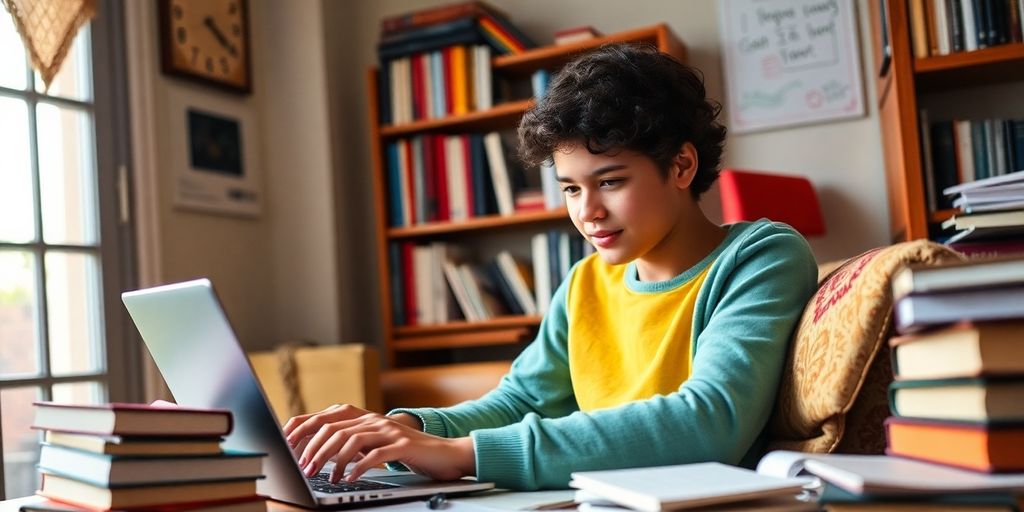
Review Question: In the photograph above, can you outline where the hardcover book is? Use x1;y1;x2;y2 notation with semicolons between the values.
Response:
885;417;1024;472
889;377;1024;422
890;321;1024;379
32;402;232;437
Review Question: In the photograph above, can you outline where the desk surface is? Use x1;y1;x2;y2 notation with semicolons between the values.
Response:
0;490;578;512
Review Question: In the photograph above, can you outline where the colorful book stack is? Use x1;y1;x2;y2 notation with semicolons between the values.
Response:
376;1;536;125
882;257;1024;506
29;401;267;512
940;169;1024;248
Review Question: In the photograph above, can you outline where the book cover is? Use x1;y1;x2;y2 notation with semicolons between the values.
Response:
889;377;1024;422
570;462;808;512
885;416;1024;472
38;444;264;487
19;495;268;512
760;450;1024;496
890;320;1024;379
31;402;232;437
38;473;258;510
890;255;1024;300
893;285;1024;334
43;431;222;457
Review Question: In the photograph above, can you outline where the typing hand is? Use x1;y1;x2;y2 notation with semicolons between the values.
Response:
282;404;475;484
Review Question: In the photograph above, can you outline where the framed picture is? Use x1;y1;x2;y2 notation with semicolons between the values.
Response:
719;0;866;133
166;87;262;217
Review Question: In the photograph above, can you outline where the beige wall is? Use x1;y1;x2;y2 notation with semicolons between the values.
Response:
129;1;892;354
325;0;891;350
127;0;339;352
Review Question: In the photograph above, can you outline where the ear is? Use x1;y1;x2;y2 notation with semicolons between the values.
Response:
671;142;699;190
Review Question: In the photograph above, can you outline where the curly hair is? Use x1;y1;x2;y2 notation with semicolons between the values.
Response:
518;44;726;198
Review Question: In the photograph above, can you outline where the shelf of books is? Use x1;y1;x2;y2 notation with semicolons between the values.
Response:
872;0;1024;249
365;6;686;369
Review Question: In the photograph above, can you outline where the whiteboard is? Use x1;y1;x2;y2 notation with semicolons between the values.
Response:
719;0;865;133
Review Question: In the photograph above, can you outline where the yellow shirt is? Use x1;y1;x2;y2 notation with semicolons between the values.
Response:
566;255;713;412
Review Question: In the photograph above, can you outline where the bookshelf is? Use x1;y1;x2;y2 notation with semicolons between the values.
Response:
869;2;1024;242
365;24;687;370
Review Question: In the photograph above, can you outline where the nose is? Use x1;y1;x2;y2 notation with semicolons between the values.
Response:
576;189;606;223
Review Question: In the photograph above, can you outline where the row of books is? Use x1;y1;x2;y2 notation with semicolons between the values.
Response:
385;131;562;227
389;232;593;326
888;257;1024;478
382;45;494;125
941;170;1024;244
375;1;536;125
29;401;267;511
908;0;1024;58
920;113;1024;212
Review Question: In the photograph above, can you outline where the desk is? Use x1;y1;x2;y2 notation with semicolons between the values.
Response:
0;490;578;512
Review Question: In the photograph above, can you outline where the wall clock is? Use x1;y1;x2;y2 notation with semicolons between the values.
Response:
158;0;252;94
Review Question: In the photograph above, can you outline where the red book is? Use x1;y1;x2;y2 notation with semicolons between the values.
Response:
24;495;267;511
410;53;425;120
442;47;455;116
31;402;232;437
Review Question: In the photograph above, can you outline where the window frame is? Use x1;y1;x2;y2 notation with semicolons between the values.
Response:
0;0;141;498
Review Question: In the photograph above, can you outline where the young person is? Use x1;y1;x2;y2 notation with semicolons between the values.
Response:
283;44;818;491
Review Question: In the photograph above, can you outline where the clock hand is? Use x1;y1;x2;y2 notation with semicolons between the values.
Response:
203;16;238;56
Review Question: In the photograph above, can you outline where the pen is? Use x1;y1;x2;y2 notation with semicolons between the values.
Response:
427;492;448;510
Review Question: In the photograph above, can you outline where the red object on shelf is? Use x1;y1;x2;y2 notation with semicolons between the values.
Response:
718;169;826;237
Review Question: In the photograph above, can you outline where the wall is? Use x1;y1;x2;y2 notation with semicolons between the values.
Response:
324;0;892;353
126;0;340;353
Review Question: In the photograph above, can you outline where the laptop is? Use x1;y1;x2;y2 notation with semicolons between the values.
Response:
121;278;494;508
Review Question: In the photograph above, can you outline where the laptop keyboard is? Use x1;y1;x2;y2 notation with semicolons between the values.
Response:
308;473;401;493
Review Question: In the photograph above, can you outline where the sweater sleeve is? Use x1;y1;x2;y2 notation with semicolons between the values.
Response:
388;273;580;438
469;225;818;490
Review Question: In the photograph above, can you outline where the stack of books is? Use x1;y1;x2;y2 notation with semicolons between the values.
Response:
29;401;267;511
376;1;537;125
875;257;1024;507
941;170;1024;249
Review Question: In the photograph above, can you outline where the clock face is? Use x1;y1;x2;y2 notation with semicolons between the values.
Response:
162;0;250;92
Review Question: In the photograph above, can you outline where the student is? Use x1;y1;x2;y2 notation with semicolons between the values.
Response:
283;44;818;491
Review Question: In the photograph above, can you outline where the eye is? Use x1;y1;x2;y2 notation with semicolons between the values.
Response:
599;178;623;188
561;185;580;196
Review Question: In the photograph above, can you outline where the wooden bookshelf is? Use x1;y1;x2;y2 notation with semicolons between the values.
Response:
366;24;686;369
869;3;1024;242
380;99;534;139
387;208;568;239
915;43;1024;91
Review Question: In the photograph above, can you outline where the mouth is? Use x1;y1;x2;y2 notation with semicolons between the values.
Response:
587;229;622;248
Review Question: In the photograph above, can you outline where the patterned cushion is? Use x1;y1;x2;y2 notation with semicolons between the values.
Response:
767;240;962;454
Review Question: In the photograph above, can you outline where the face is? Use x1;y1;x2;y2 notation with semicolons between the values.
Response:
554;142;691;267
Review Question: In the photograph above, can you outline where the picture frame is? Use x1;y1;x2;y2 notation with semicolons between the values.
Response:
166;87;263;217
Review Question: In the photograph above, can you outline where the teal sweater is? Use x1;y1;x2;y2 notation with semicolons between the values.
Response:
391;220;818;490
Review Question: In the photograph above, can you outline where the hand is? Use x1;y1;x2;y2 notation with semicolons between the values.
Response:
283;404;476;483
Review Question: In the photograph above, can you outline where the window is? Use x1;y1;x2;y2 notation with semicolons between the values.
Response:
0;2;137;499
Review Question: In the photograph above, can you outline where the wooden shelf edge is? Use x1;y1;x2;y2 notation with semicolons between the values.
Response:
387;208;569;238
394;315;543;337
492;23;671;74
915;43;1024;73
380;99;534;138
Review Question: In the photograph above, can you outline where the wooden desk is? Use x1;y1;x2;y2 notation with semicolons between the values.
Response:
0;490;578;511
0;496;297;511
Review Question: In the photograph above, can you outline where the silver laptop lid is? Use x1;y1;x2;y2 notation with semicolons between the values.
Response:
122;278;318;508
